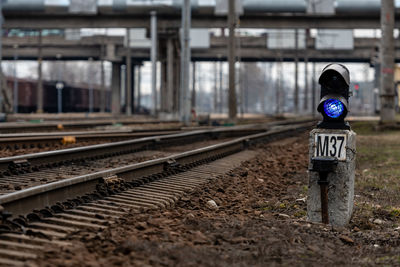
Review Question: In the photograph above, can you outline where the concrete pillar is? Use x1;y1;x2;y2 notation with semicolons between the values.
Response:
228;0;237;120
36;30;43;113
307;129;356;226
380;0;395;123
111;62;121;115
166;38;174;113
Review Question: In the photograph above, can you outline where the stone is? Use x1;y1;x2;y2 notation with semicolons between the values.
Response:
206;200;218;210
373;219;384;225
307;129;356;226
339;235;354;244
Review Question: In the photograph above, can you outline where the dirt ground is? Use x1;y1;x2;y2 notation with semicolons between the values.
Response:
35;127;400;266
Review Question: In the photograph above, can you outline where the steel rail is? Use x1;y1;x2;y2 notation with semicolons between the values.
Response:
0;119;180;133
0;130;181;151
0;121;313;219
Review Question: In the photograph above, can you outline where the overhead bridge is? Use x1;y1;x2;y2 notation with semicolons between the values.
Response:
1;35;384;63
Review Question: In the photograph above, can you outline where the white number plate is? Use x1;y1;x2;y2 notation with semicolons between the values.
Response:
314;133;347;161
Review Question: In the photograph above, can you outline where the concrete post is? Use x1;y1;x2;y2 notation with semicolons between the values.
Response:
111;62;121;115
228;0;237;120
307;129;356;226
380;0;395;123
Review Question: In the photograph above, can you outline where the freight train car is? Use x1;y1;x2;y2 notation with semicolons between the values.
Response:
6;77;111;113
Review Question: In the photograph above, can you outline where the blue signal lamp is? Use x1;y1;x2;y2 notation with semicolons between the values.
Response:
317;94;349;130
324;99;344;118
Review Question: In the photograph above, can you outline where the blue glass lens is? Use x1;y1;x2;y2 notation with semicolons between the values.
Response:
323;99;344;118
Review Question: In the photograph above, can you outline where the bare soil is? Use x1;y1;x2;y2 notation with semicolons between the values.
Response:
34;131;400;266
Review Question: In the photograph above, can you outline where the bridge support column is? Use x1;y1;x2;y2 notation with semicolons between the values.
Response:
111;62;122;115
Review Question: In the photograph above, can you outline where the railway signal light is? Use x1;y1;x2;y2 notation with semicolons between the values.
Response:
317;64;350;130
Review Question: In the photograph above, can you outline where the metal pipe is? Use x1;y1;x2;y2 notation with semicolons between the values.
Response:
191;62;196;111
0;0;3;113
219;61;223;113
151;11;157;116
319;174;329;224
167;38;174;114
213;63;218;112
294;29;299;113
312;62;316;117
13;44;18;114
242;0;306;13
304;29;309;112
137;65;141;110
56;53;62;114
88;57;93;113
37;30;43;113
180;0;191;124
126;28;132;115
100;44;105;113
6;0;400;15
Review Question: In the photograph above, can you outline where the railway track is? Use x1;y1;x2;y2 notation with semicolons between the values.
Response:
0;119;181;134
0;118;312;155
0;129;181;155
0;126;270;194
0;121;313;266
